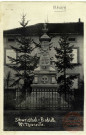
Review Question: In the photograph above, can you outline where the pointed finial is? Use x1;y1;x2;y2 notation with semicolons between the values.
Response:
42;23;48;33
40;23;51;41
44;23;47;29
47;15;49;23
45;15;49;23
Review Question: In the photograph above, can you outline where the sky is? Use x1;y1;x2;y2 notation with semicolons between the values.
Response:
1;1;86;30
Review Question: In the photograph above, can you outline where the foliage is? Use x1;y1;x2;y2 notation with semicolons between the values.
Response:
7;14;39;93
55;34;80;95
72;79;84;110
4;71;12;89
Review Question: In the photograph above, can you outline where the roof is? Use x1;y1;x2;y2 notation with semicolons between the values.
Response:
3;22;84;36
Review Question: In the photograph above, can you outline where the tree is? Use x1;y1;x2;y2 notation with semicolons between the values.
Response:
54;34;80;99
4;71;12;89
7;14;39;94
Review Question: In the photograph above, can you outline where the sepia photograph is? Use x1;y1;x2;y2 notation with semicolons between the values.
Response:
1;1;85;131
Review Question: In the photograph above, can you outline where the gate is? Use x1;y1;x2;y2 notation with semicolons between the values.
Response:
16;88;75;110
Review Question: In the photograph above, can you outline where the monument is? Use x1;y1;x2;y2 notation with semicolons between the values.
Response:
32;24;57;87
31;24;59;109
18;24;68;109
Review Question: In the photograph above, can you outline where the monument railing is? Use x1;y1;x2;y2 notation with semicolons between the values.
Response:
15;86;77;110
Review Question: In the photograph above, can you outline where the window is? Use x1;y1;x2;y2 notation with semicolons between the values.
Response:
72;77;78;89
71;48;79;64
68;37;76;42
6;49;16;64
66;74;79;89
8;38;15;42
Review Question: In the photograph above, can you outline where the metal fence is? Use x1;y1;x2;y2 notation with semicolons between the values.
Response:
4;89;16;109
16;87;75;110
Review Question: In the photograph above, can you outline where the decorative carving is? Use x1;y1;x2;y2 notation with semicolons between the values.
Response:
41;76;48;84
34;76;38;83
40;56;50;66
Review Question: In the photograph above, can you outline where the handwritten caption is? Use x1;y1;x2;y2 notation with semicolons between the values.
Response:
15;117;56;127
53;5;66;12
